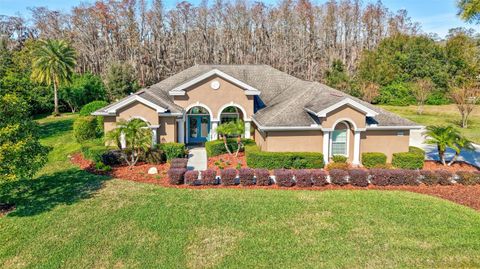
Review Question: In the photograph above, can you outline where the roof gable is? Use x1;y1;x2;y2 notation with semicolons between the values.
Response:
307;98;378;118
168;69;261;96
92;95;168;116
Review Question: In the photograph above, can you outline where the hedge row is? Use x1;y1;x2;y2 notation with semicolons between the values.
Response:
205;139;255;156
392;146;425;169
167;167;480;187
246;145;324;169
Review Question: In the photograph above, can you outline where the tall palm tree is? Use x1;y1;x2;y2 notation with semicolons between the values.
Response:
424;125;459;166
448;135;475;166
31;39;76;116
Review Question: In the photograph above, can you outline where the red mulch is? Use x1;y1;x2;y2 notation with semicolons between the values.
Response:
423;160;479;172
0;203;15;217
72;153;480;211
207;152;248;173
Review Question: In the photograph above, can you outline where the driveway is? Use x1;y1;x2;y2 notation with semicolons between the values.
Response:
410;128;480;167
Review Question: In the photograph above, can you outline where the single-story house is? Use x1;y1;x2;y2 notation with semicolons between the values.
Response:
93;64;421;164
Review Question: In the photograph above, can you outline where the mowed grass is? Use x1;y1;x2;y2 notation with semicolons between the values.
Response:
380;104;480;143
0;115;480;268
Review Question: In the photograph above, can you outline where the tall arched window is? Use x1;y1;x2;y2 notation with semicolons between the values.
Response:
331;122;349;156
220;106;241;123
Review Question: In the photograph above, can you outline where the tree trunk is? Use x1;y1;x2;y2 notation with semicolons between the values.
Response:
53;80;60;116
438;147;446;166
462;115;468;128
223;135;232;155
447;152;459;166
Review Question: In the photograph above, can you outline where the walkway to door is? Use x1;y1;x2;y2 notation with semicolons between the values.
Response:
187;146;207;171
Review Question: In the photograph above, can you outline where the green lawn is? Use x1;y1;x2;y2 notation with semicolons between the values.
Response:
1;115;480;268
380;104;480;143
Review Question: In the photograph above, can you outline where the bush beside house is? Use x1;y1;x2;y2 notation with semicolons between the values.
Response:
246;145;324;169
361;152;387;168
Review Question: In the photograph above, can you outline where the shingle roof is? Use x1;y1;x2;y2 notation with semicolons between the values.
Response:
95;64;418;128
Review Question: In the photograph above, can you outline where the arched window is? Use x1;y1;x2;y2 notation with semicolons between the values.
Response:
220;106;241;123
331;122;349;156
187;106;209;115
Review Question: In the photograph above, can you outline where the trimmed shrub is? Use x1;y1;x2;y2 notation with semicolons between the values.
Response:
349;169;369;187
206;139;255;156
185;170;200;186
201;169;217;185
311;169;328;186
170;158;188;169
369;169;390;186
158;143;186;160
456;171;480;185
144;148;165;164
221;168;237;186
246;145;324;169
295;169;312;187
274;169;294;187
168;168;186;185
238;168;255;186
79;100;108;116
420;170;438;185
74;116;101;143
392;152;424;169
409;146;425;156
436;170;453;185
255;169;271;186
403;169;421;186
95;161;111;172
326;162;349;171
361;152;387;168
332;155;347;163
329;169;348;185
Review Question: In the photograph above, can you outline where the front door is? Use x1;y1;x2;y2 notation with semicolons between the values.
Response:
188;115;210;143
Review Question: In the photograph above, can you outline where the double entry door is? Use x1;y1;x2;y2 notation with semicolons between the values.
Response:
187;115;210;143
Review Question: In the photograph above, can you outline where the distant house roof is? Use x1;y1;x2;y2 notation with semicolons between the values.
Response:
94;64;419;129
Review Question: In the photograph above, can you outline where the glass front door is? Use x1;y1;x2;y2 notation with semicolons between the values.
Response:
188;115;210;143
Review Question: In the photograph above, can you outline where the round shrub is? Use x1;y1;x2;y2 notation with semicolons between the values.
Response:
361;152;387;168
274;169;294;187
239;168;255;186
311;169;328;186
101;150;124;165
79;100;108;116
349;169;369;187
159;143;186;160
402;169;421;186
456;171;480;185
420;170;438;185
221;168;237;185
369;169;390;186
170;158;188;169
332;155;347;163
167;168;186;185
201;169;217;185
436;170;453;185
185;170;200;185
326;162;349;171
294;169;312;187
73;116;100;142
392;152;424;169
255;169;271;186
329;169;348;185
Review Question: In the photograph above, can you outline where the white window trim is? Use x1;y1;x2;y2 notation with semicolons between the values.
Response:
105;95;168;114
314;98;378;118
168;69;261;96
330;122;349;157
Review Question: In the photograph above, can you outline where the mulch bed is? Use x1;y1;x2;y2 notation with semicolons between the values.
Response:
207;152;248;173
423;160;479;172
72;153;480;211
0;203;16;217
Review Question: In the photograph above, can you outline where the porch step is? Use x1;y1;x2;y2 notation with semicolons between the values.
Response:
187;147;207;171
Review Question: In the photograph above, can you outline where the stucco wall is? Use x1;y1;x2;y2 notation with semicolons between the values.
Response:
263;130;323;152
321;105;366;129
116;101;159;125
254;128;267;151
159;117;177;143
173;76;254;120
104;116;116;133
360;130;410;162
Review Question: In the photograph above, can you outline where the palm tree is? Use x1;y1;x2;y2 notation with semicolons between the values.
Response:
106;119;152;167
31;39;76;116
448;135;475;166
424;125;459;166
216;120;245;157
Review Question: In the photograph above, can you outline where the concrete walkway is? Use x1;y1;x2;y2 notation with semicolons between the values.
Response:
410;128;480;167
187;146;207;171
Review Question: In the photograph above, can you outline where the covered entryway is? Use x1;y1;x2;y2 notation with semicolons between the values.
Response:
186;106;211;143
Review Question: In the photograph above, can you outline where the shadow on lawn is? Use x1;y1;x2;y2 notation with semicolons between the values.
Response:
38;118;74;139
0;168;110;217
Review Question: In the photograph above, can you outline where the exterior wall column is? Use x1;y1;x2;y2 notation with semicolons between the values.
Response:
244;120;251;139
177;118;185;143
353;130;361;165
151;126;158;147
211;120;219;140
120;132;126;149
323;131;330;164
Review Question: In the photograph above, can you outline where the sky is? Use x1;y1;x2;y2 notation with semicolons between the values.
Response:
0;0;476;38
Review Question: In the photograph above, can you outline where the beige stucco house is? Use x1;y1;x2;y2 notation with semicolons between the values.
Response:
93;65;421;165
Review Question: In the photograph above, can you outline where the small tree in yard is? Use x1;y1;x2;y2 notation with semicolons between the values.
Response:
448;135;475;166
450;83;479;128
425;125;474;166
411;78;434;114
216;120;245;157
106;119;151;167
360;82;380;103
